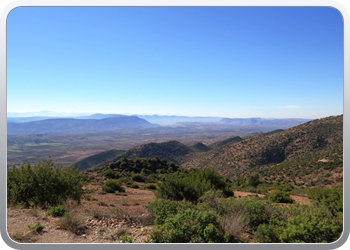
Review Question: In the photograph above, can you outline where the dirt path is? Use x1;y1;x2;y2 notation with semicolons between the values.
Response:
234;190;311;205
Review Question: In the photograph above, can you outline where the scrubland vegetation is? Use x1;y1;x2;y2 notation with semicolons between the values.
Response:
7;156;343;243
6;115;343;243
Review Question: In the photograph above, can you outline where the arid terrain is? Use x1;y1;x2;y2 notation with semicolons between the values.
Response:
7;115;343;244
7;177;312;244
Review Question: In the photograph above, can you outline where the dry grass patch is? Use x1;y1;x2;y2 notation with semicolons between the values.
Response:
56;211;87;235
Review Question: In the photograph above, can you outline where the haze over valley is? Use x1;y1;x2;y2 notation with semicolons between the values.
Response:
7;112;312;166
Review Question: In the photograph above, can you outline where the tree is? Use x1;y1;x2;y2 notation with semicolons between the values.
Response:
248;174;260;188
7;158;83;208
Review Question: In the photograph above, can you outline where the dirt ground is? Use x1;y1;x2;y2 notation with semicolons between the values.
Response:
7;185;311;244
7;183;156;244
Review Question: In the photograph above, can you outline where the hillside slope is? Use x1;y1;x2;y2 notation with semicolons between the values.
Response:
74;140;196;171
122;140;194;164
208;136;243;149
74;149;127;171
183;115;343;177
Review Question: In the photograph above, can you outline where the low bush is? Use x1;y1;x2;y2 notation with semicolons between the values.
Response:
198;190;224;211
102;169;121;179
255;204;342;243
120;234;133;243
131;183;139;189
157;168;233;202
47;205;66;217
255;223;283;243
57;212;86;235
218;197;274;231
277;183;294;192
147;199;195;225
131;173;145;182
28;222;45;233
151;209;229;243
102;180;125;193
267;190;294;203
307;187;343;215
142;183;157;190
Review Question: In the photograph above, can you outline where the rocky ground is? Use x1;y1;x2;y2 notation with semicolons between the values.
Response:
7;183;156;244
7;182;311;244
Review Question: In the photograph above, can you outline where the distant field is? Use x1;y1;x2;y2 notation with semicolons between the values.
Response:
23;143;66;146
7;126;272;167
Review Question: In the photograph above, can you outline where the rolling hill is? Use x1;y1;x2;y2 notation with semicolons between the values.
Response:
74;140;196;171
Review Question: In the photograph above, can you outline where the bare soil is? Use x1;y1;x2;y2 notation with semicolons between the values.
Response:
7;184;311;244
7;183;156;244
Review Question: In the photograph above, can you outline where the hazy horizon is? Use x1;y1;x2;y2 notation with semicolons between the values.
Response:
7;110;340;120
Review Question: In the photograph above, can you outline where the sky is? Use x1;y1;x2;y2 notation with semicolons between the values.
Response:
7;7;343;119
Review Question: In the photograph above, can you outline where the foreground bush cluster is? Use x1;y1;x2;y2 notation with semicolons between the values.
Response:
7;157;343;243
147;192;342;243
7;158;83;208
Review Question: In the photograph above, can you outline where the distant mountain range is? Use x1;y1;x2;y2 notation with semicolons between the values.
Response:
7;116;158;135
219;117;311;128
7;113;312;135
7;113;223;126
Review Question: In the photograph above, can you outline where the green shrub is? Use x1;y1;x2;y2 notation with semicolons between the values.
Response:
47;205;66;217
307;187;343;215
198;190;224;211
131;173;145;182
102;180;125;193
120;234;133;243
131;183;139;189
219;197;274;231
248;174;261;188
255;222;285;243
279;205;342;243
124;179;134;187
157;168;232;202
277;183;294;192
7;158;83;208
268;190;294;203
147;199;195;225
142;183;157;190
255;204;342;243
28;222;45;233
102;169;121;179
151;209;229;243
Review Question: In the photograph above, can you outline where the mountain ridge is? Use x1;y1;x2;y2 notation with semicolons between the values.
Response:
7;116;158;135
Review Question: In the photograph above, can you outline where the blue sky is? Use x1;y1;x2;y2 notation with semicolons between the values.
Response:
7;7;343;119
